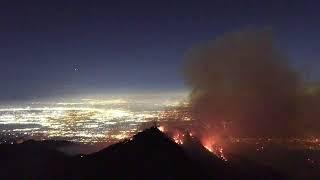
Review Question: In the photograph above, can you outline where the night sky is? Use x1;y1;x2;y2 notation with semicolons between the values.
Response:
1;0;319;102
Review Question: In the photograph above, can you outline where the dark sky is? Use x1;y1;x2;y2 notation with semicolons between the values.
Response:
0;0;319;102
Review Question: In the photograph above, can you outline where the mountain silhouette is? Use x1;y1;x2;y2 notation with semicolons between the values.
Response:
0;139;68;180
0;126;287;180
73;127;206;179
182;132;287;179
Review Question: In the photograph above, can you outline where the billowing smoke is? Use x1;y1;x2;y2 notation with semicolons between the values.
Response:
184;29;306;138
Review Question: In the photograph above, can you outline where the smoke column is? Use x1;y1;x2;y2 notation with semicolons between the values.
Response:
184;29;303;138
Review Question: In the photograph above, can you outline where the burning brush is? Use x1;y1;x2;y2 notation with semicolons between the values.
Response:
157;125;228;161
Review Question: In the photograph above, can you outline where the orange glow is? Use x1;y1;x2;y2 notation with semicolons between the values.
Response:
172;131;184;145
201;136;228;161
158;126;165;132
189;132;193;137
204;145;213;152
166;128;227;161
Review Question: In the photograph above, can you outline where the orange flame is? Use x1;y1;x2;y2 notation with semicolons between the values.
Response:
202;136;228;161
158;126;165;132
172;131;184;145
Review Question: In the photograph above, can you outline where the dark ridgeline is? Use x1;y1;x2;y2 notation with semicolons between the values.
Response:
0;139;69;179
0;127;288;180
181;133;287;180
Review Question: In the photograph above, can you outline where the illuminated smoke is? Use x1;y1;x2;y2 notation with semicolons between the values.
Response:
150;29;319;161
184;29;304;138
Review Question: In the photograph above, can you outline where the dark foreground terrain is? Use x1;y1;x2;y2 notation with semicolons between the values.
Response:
0;127;313;180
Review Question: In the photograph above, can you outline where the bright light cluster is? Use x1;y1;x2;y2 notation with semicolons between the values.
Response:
0;97;184;143
173;131;185;145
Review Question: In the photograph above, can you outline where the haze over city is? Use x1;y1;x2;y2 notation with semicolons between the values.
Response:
0;1;320;179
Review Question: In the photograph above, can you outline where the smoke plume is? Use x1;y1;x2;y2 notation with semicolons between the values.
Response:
184;29;305;138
